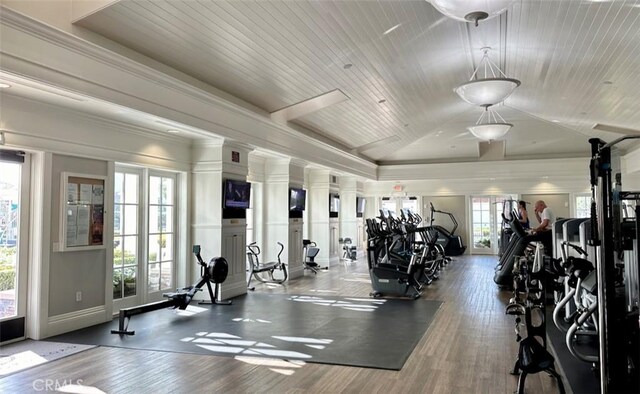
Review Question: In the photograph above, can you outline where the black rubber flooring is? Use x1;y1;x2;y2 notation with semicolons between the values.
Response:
546;310;600;394
49;293;442;371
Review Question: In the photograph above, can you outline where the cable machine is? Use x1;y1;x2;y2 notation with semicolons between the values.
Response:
588;137;639;393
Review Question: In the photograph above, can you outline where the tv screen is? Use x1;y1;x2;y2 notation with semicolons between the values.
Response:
356;197;366;214
329;193;340;213
223;179;251;209
289;188;306;211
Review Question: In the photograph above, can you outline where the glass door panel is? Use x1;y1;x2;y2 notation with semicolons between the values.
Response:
113;169;142;311
0;151;29;343
148;174;176;299
0;162;21;319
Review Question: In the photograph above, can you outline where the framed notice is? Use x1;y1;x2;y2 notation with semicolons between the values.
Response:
58;172;107;252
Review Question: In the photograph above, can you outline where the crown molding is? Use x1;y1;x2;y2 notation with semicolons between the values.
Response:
378;157;590;182
2;92;190;145
0;7;377;179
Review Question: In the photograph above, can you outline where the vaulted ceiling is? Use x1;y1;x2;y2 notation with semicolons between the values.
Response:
72;0;640;163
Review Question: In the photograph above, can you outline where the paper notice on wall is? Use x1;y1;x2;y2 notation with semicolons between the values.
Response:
92;184;104;205
79;184;93;204
76;226;89;246
66;225;77;247
67;183;78;203
77;205;90;226
67;204;78;226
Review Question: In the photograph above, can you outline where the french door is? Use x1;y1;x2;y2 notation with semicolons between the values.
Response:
0;150;29;342
113;167;177;310
147;172;176;301
113;167;144;310
470;195;516;255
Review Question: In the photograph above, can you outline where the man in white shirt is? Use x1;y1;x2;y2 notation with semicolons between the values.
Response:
533;200;555;233
532;200;555;255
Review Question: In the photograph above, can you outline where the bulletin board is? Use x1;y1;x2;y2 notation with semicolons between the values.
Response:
58;172;107;252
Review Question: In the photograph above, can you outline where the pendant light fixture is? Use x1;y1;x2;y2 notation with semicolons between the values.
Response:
467;106;512;141
455;47;520;107
427;0;515;26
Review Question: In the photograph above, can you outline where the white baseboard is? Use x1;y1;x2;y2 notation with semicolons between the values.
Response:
46;306;109;338
288;265;304;279
219;278;248;300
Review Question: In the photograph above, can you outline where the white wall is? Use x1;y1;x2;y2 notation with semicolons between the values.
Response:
49;154;109;316
1;94;192;338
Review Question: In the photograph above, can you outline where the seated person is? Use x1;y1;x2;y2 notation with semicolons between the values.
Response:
530;200;555;254
517;200;530;229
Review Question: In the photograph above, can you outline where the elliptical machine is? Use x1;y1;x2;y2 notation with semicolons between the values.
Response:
427;202;466;256
365;218;422;299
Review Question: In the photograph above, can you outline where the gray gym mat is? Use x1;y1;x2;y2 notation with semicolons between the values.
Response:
48;293;442;370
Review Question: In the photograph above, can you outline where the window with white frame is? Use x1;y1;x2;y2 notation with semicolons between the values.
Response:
113;168;178;302
148;174;176;292
381;198;396;214
575;195;591;218
113;170;140;300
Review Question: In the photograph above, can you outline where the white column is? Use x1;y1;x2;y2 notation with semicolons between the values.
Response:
308;169;331;265
339;176;358;257
288;160;307;278
263;158;290;264
192;140;251;300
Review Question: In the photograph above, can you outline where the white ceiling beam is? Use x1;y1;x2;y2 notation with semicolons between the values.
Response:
352;135;401;154
71;0;121;22
477;140;505;160
270;89;349;123
592;123;640;136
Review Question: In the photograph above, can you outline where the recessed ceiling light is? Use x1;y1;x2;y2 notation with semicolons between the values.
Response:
166;129;180;133
0;83;11;88
378;99;386;104
383;23;401;35
551;119;560;123
343;63;353;69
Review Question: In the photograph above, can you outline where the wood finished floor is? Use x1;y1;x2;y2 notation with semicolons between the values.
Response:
0;256;566;393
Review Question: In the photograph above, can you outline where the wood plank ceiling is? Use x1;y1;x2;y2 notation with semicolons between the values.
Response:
74;0;640;163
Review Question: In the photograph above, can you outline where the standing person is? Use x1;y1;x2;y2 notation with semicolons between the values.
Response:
532;200;555;254
517;200;530;229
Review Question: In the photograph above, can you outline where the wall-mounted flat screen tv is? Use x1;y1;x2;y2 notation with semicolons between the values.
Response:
329;193;340;213
223;179;251;209
289;188;306;211
356;197;366;214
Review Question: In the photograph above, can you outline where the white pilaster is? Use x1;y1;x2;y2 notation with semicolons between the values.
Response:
191;140;251;300
308;169;331;265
